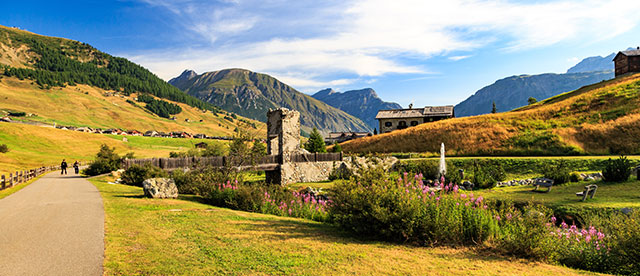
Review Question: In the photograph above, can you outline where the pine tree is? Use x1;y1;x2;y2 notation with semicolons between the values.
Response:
304;128;326;153
373;128;378;135
491;102;497;113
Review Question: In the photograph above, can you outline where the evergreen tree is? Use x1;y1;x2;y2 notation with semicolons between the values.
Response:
332;142;342;153
304;128;326;153
528;97;538;105
373;128;377;135
491;101;497;113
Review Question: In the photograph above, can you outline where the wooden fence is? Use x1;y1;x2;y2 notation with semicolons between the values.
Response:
290;152;343;163
1;165;59;191
122;152;342;170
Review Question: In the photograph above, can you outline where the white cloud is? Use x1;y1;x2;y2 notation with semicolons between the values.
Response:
449;55;472;61
127;0;640;89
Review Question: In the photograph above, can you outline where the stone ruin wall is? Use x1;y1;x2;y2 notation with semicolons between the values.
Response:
265;108;337;185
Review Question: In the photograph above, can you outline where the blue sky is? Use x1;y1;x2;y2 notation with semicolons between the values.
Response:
4;0;640;107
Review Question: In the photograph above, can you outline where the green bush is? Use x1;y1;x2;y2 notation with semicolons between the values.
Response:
330;169;499;245
495;204;558;260
602;156;631;182
121;163;167;186
82;144;127;176
0;144;8;153
542;161;571;184
470;161;505;189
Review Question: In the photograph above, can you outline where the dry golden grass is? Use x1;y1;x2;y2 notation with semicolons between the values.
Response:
343;73;640;155
0;77;266;137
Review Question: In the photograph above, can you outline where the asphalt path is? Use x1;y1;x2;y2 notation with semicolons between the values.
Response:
0;170;104;275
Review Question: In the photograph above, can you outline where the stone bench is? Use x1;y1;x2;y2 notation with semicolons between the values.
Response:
532;178;554;193
576;184;597;201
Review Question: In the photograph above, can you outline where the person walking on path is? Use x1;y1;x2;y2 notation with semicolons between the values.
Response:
61;159;68;175
73;161;79;174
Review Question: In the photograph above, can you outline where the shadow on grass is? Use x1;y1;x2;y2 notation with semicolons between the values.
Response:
237;216;544;266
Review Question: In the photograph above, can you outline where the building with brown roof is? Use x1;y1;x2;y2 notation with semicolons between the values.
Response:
375;105;454;134
325;131;371;144
614;47;640;77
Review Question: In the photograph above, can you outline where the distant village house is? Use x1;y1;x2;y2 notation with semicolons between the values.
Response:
325;131;371;144
614;47;640;77
376;105;454;134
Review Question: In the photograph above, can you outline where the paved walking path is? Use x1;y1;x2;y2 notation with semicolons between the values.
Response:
0;171;104;275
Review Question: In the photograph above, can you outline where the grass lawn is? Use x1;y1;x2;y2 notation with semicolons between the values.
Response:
90;176;599;276
476;179;640;209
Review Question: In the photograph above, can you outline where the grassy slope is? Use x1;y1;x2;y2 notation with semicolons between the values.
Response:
90;176;597;276
342;73;640;155
0;123;223;176
0;77;265;136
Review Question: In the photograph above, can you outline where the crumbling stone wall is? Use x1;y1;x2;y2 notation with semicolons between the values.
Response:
280;161;336;184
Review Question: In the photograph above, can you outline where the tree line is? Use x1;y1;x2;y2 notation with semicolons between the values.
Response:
137;94;182;118
0;30;220;113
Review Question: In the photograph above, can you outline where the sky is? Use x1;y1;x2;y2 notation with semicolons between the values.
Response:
4;0;640;108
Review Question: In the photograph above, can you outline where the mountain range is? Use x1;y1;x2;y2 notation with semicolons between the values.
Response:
454;54;615;117
311;88;401;130
169;69;371;134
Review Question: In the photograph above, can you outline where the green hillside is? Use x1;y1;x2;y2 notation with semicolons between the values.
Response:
0;25;217;113
169;69;372;134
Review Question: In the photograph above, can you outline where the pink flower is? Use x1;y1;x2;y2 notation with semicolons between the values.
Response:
551;216;557;223
495;215;501;221
460;194;467;199
453;185;459;193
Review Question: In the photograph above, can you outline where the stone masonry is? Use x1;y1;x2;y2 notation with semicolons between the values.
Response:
265;108;336;185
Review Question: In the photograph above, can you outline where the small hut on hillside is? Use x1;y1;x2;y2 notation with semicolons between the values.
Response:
614;47;640;77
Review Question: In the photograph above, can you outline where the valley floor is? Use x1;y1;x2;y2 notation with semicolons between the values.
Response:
0;123;220;176
90;176;600;276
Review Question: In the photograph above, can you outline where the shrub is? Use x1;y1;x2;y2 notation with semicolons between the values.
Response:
0;144;8;153
332;142;342;153
542;161;571;184
495;204;559;260
82;144;126;176
602;156;631;182
472;161;505;189
121;163;167;186
330;170;499;245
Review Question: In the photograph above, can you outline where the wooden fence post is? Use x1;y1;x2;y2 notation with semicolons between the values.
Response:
1;175;5;189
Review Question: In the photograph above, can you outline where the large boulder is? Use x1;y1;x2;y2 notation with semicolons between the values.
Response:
142;178;178;199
